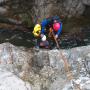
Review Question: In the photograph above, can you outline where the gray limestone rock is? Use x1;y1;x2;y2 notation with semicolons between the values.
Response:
0;43;90;90
0;65;31;90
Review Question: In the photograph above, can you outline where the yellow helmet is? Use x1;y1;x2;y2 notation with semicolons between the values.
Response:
33;24;41;37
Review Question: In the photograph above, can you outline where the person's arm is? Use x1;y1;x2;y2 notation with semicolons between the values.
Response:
57;22;62;36
41;27;45;34
41;19;47;35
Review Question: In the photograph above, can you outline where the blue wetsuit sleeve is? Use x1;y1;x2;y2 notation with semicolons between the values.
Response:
57;23;62;36
41;19;48;34
41;27;45;34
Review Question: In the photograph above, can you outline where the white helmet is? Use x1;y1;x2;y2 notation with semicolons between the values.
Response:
41;35;46;41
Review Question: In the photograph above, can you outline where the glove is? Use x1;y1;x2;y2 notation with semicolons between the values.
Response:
41;35;46;41
55;34;58;39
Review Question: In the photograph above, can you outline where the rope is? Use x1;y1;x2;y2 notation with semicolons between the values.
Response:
49;28;73;79
60;52;73;80
49;27;81;89
49;28;60;48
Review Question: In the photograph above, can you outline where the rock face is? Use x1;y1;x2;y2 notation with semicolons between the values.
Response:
31;0;90;20
0;43;32;90
0;43;33;79
62;0;85;17
0;0;90;24
0;65;31;90
82;0;90;5
0;43;90;90
32;46;90;90
0;0;8;15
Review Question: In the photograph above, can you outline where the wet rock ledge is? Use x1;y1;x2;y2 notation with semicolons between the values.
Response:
0;42;90;90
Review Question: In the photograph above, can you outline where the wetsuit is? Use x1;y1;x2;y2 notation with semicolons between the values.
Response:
41;16;62;36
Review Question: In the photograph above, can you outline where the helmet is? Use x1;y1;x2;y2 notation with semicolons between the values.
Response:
41;35;46;41
53;23;60;31
33;24;41;37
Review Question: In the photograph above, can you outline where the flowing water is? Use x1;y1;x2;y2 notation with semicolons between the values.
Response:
0;27;89;49
59;27;90;49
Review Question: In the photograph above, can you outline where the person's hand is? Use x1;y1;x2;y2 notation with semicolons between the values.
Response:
55;34;58;39
41;35;46;41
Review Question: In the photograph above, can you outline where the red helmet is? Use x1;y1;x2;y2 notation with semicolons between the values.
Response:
53;23;60;31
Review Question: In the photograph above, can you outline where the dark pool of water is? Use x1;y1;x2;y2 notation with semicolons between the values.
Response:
0;29;34;47
59;27;90;49
0;27;90;49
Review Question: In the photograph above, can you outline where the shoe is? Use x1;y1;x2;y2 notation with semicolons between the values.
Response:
34;46;40;51
35;46;39;49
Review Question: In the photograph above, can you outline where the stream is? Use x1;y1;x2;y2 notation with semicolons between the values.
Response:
0;26;89;49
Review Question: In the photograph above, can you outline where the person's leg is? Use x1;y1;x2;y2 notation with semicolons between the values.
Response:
40;40;49;48
34;37;41;49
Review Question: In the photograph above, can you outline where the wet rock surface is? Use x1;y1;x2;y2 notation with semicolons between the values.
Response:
31;46;90;90
0;0;90;23
31;0;90;20
0;43;90;90
0;27;90;49
0;29;34;47
82;0;90;5
0;0;89;89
